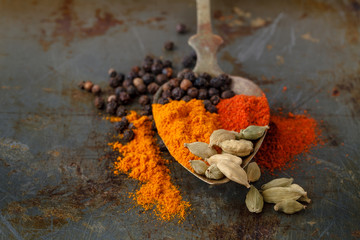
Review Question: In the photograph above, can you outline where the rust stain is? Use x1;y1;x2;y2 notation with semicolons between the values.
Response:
38;0;124;51
80;9;124;37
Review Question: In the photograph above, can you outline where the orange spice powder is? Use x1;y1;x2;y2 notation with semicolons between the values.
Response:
109;111;190;221
152;99;221;170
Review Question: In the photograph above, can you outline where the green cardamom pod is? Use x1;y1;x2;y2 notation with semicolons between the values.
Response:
261;178;294;190
206;153;242;166
209;129;236;148
239;125;269;140
274;200;306;214
261;187;306;204
246;162;261;182
216;160;250;188
205;164;225;180
219;139;253;157
184;142;217;159
290;184;311;203
245;185;264;213
189;160;208;175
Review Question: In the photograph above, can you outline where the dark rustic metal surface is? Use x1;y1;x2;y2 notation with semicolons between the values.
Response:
1;0;360;239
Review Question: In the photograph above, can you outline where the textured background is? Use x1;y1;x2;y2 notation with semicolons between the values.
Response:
0;0;359;239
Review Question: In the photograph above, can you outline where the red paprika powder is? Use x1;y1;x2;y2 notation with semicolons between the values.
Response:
217;94;270;131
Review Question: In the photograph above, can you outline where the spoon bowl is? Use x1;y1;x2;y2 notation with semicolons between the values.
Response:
153;0;268;185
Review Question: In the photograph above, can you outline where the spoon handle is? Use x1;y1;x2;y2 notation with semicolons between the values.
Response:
188;0;224;76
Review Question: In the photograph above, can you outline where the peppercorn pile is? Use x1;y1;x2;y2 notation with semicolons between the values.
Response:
79;54;236;127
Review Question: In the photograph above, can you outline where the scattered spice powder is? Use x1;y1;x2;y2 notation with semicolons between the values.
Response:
255;113;322;172
108;111;190;221
217;94;270;132
152;99;220;170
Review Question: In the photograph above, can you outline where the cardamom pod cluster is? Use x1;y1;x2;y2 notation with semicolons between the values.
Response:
185;126;268;187
245;178;311;214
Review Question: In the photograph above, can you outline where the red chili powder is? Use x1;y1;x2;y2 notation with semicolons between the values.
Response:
256;113;322;172
217;95;322;172
217;94;270;131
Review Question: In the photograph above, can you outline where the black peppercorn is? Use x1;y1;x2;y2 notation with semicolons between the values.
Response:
132;66;140;73
94;96;105;109
182;52;197;68
142;73;155;85
114;118;128;133
135;83;147;94
115;86;126;96
183;71;196;82
158;97;169;105
151;63;163;75
176;23;187;34
177;68;191;80
106;100;118;115
162;67;173;78
221;90;235;99
161;89;171;99
116;105;127;117
91;84;101;95
210;95;221;105
142;62;152;72
199;72;211;81
122;79;133;88
123;129;135;141
209;77;224;88
133;78;144;88
180;79;192;91
194;77;209;88
171;87;185;100
84;81;93;91
147;82;160;94
123;128;135;141
198;89;208;100
181;95;192;102
163;60;173;68
187;87;199;98
155;74;168;85
208;88;219;97
219;74;232;85
205;103;218;113
138;69;146;77
168;78;180;88
164;41;174;51
126;85;137;97
127;71;138;80
118;91;131;104
162;82;172;92
108;68;117;77
107;95;117;103
139;95;150;105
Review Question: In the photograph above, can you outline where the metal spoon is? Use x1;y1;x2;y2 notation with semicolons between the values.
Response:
153;0;267;185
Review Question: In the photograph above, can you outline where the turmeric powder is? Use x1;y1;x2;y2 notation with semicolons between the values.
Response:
109;111;190;221
152;99;221;170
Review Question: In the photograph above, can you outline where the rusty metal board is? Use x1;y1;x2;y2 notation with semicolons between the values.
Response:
0;0;359;239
